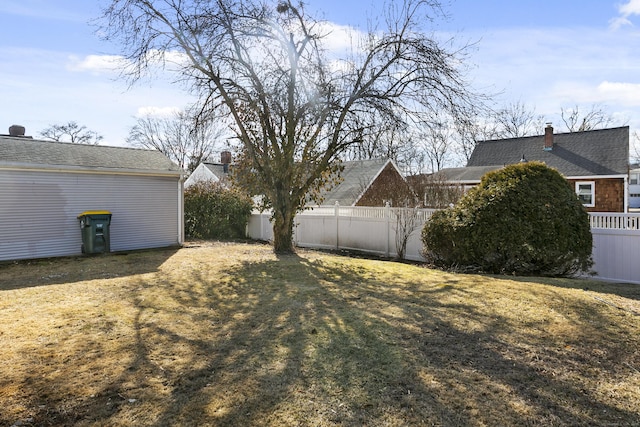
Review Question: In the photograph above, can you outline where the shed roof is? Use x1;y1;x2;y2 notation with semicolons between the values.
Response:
467;126;629;177
0;135;182;175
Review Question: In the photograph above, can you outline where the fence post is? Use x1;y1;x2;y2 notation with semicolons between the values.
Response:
335;201;340;250
262;212;267;240
385;202;391;258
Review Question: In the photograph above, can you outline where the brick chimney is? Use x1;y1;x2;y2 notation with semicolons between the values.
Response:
221;151;232;173
544;123;553;151
221;151;232;164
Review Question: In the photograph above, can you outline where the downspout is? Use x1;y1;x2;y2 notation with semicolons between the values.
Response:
178;175;185;245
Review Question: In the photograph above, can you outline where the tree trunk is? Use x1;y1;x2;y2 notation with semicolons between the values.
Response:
272;204;295;253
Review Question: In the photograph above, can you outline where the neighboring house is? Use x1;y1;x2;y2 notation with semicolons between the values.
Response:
0;129;184;261
184;151;233;188
408;166;500;208
319;158;413;206
432;125;629;212
630;164;640;209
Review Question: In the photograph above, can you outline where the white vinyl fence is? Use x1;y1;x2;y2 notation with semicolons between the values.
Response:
247;206;640;284
589;213;640;284
248;204;436;262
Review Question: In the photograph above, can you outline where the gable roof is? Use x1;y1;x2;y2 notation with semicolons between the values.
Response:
0;135;182;176
184;162;231;187
320;158;398;206
467;126;629;177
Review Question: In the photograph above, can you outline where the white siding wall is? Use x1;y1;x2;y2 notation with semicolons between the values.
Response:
0;170;181;261
629;183;640;208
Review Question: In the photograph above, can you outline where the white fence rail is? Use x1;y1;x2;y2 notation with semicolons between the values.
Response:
247;207;640;284
590;212;640;230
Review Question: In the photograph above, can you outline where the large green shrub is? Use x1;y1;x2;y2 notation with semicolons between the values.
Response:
421;162;593;276
184;181;253;240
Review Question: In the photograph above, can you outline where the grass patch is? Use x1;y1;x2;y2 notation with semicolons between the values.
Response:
1;241;639;426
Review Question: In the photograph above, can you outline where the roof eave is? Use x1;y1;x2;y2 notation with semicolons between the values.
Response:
0;162;184;177
565;174;627;180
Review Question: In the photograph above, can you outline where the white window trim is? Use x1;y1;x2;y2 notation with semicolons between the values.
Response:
575;181;595;208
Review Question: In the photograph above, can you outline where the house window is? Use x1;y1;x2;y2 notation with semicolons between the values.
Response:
631;173;639;185
576;181;595;207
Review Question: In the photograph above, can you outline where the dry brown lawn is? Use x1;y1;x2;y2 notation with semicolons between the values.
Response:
1;241;639;426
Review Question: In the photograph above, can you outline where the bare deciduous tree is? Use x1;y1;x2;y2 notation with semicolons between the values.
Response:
409;171;464;208
342;110;408;163
99;0;479;253
494;101;544;138
560;104;616;132
421;121;455;172
39;121;103;145
127;109;228;173
453;117;499;163
450;101;541;163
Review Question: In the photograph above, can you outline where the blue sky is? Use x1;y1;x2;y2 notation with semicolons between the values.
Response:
2;0;640;164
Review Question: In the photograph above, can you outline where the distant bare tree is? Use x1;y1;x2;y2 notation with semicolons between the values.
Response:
421;121;455;172
560;104;616;132
494;101;544;138
342;110;406;161
410;172;464;208
450;101;542;162
453;118;500;163
127;109;228;173
39;121;103;145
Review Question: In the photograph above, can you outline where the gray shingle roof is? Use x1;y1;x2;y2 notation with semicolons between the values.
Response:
0;135;182;175
432;165;503;182
203;163;230;179
467;126;629;177
321;158;393;206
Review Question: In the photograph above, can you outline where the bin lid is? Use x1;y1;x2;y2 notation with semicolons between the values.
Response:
77;210;112;218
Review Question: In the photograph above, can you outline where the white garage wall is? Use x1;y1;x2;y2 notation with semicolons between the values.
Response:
0;169;181;261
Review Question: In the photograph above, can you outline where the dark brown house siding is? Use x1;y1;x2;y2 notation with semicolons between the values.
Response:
569;178;625;212
355;163;414;206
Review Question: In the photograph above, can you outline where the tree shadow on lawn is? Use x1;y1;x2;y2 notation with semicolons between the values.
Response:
514;274;640;302
23;251;639;426
0;247;180;291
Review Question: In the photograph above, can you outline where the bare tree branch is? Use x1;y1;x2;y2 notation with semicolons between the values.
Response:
39;121;103;145
560;104;616;132
493;100;544;138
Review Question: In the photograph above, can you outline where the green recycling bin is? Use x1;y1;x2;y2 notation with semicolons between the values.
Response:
77;210;112;254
